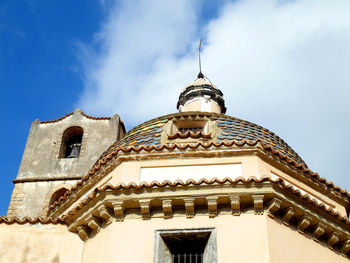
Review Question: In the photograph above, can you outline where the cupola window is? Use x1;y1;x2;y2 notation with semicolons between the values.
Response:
178;127;203;134
165;119;213;142
59;126;83;158
175;120;207;134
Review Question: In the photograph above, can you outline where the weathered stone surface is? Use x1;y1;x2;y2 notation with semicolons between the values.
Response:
7;110;124;218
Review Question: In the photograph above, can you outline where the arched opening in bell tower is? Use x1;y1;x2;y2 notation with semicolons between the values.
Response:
59;126;83;158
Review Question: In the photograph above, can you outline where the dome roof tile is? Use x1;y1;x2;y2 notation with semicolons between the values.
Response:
98;112;306;167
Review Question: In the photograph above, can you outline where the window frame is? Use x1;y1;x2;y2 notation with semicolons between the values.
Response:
154;228;217;263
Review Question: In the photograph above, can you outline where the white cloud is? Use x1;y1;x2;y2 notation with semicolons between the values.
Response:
77;0;200;121
77;0;350;190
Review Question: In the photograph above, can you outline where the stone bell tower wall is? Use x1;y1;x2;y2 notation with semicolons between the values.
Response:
7;109;125;218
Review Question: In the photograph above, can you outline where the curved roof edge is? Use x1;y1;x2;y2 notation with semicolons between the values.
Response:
0;216;65;225
36;109;126;133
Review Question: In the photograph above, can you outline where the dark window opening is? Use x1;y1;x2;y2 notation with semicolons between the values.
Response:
174;120;207;135
59;126;83;158
49;188;69;206
178;127;204;134
161;232;210;263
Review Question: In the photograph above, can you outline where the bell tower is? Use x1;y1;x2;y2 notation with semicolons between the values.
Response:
7;109;125;218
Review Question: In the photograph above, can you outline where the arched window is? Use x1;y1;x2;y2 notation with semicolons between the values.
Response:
49;188;69;206
59;126;83;158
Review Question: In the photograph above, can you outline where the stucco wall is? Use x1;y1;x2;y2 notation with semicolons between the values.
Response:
82;214;270;263
0;214;347;263
266;216;348;263
0;223;83;263
8;180;80;218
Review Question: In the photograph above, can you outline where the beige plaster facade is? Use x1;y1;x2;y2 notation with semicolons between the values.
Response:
0;223;83;263
266;216;349;263
0;213;348;262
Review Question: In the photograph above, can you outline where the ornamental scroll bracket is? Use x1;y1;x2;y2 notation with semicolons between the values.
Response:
184;198;195;218
252;195;264;215
139;200;151;220
229;195;241;216
162;199;173;219
207;196;218;218
111;201;125;222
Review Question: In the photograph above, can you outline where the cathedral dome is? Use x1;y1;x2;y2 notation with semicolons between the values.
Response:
99;111;306;168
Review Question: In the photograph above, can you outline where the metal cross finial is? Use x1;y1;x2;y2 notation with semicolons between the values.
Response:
198;39;204;79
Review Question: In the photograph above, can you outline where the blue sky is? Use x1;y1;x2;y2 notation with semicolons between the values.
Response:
0;0;107;215
1;0;350;216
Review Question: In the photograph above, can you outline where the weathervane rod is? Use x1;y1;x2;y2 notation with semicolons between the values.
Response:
198;39;204;78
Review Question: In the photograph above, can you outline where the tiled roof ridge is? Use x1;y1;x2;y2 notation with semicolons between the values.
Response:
48;139;350;214
39;110;111;124
0;216;65;225
39;112;74;124
80;111;111;121
59;176;350;226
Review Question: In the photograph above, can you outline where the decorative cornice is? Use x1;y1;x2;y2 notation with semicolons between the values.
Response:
52;176;350;228
48;140;350;217
59;178;350;258
61;177;350;228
